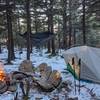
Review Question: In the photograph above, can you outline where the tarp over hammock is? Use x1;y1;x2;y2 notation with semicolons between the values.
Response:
63;46;100;84
19;31;54;46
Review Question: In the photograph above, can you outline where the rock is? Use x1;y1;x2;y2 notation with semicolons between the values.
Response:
19;60;34;73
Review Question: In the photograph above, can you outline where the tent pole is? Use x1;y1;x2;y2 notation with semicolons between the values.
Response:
78;59;81;95
72;57;76;95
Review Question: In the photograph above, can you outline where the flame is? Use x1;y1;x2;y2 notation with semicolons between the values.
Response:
0;62;6;82
0;69;6;81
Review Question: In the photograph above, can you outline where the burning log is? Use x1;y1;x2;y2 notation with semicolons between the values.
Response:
0;62;17;93
0;62;9;94
0;62;6;82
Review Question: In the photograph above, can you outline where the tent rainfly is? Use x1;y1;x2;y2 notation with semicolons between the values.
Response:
63;46;100;84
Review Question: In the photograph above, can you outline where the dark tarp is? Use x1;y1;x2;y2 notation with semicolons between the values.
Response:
19;31;54;46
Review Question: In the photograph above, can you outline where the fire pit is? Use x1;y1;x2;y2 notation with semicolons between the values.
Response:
0;62;10;94
0;62;7;81
0;69;6;82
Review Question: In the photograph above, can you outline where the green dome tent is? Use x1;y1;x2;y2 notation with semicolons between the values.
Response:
63;46;100;84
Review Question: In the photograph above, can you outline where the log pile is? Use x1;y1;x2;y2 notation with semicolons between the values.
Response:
0;61;62;94
35;63;62;92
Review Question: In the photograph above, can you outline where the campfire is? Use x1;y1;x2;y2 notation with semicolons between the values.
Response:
0;62;6;82
0;70;6;81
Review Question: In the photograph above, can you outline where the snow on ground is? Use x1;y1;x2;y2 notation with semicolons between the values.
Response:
0;47;100;100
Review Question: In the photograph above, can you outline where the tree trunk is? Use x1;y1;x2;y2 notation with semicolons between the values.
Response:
48;14;56;55
47;41;51;53
0;44;1;53
17;9;21;34
6;0;15;63
51;18;55;55
68;0;72;48
73;28;76;45
50;0;55;55
82;0;86;44
47;15;51;53
26;0;31;60
34;12;38;33
62;0;67;49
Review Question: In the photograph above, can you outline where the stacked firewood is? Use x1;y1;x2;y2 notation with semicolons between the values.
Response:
0;60;62;94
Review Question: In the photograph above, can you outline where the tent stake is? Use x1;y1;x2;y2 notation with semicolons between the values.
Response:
78;59;81;95
72;57;76;95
